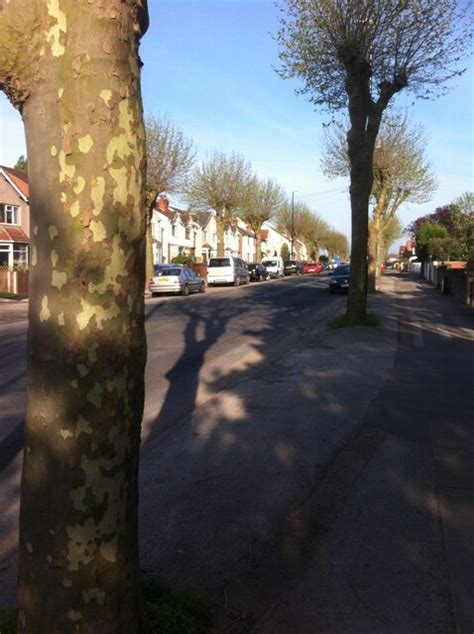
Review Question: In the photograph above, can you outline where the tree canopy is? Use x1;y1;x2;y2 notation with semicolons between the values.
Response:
276;200;331;257
239;176;287;260
276;0;471;321
14;154;27;171
145;114;195;204
184;151;253;256
409;193;474;263
276;0;471;111
322;111;436;288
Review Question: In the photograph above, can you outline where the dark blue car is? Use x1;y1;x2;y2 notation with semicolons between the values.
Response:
329;265;350;294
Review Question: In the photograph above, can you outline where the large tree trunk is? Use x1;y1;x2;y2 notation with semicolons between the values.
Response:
1;2;149;632
367;222;377;293
145;193;158;286
368;196;385;293
216;211;225;256
345;64;382;322
255;230;262;262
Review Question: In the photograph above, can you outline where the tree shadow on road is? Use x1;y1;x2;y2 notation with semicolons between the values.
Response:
137;277;474;633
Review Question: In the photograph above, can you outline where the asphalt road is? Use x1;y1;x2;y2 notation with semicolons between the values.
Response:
141;273;343;440
0;274;472;634
0;273;342;607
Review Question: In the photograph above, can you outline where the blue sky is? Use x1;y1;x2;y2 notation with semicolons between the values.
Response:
1;0;472;249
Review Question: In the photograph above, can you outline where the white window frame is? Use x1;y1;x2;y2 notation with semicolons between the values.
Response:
0;204;20;225
13;243;28;266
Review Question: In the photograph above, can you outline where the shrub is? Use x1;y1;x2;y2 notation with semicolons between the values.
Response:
171;254;193;266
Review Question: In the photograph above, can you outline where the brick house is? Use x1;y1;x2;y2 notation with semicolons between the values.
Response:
0;166;30;267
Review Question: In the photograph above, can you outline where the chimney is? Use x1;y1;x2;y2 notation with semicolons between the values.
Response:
158;194;169;212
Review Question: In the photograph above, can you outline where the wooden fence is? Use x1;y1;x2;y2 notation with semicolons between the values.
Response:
0;266;29;295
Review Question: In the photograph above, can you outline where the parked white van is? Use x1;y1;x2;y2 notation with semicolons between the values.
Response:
261;256;284;278
207;256;249;286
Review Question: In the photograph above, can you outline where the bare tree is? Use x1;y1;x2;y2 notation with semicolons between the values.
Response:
146;115;195;199
323;113;436;290
277;0;471;321
240;177;286;260
0;2;149;632
185;151;253;256
144;115;195;278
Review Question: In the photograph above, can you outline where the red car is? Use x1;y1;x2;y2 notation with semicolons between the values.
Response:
304;262;323;274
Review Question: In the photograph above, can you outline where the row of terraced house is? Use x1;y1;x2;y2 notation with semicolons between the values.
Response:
0;165;307;279
151;194;308;264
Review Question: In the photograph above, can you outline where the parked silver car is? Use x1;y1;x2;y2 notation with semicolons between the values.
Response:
149;266;205;296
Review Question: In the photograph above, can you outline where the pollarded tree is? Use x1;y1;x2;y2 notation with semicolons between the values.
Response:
276;200;327;257
240;176;286;261
145;115;195;278
322;113;436;290
298;210;330;258
185;151;253;256
0;2;149;632
324;229;350;260
371;212;404;263
277;0;471;321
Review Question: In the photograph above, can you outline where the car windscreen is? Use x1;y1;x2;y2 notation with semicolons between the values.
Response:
209;258;231;267
263;260;277;267
158;268;181;276
334;266;349;276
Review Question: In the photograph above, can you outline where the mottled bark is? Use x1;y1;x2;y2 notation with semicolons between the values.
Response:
1;2;149;633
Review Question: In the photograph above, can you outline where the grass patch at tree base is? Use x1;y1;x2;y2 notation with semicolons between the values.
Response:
0;581;213;634
329;313;379;329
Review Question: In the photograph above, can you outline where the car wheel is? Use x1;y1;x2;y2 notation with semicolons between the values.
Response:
182;284;190;296
329;287;335;294
151;292;158;297
234;277;240;287
199;282;205;293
